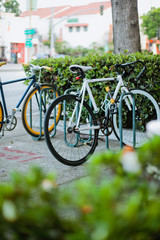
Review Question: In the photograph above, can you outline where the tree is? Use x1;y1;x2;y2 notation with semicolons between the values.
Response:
0;0;3;11
141;7;160;40
3;0;21;16
111;0;141;54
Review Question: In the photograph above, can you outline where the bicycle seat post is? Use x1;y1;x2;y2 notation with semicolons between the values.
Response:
37;68;42;83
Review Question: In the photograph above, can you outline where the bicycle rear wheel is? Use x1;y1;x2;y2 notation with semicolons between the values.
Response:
44;94;99;166
0;101;4;132
22;84;61;137
113;89;160;147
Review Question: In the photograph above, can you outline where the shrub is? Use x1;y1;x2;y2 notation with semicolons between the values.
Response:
24;51;160;104
0;136;160;239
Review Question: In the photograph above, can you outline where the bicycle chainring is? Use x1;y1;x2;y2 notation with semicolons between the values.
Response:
5;116;17;131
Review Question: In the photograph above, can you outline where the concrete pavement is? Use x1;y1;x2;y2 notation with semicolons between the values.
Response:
0;115;120;185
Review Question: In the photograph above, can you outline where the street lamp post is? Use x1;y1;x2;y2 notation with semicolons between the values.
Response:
27;0;32;62
50;7;55;57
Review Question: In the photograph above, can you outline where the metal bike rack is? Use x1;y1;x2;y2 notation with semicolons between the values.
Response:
64;88;77;95
62;89;112;148
118;92;136;148
104;93;110;149
54;89;136;150
32;87;57;141
62;88;93;147
105;92;136;149
63;88;81;146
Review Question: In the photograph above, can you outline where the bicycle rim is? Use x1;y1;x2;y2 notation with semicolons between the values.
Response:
0;101;3;131
22;84;61;137
44;94;99;166
113;89;160;147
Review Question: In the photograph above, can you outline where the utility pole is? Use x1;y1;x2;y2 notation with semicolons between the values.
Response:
29;0;32;27
50;7;55;57
27;0;32;62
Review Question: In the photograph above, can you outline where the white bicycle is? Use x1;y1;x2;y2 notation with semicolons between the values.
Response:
44;61;160;166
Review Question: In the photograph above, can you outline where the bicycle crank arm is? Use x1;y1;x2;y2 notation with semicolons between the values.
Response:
75;125;100;132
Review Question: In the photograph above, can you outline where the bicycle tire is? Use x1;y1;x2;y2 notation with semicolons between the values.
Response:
22;83;61;137
113;89;160;147
0;101;4;132
44;94;99;166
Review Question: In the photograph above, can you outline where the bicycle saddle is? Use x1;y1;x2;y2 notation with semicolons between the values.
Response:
69;65;92;73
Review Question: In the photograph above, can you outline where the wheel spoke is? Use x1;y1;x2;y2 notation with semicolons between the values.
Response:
44;94;98;166
113;90;160;147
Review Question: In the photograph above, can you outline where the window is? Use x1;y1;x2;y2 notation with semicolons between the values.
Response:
69;27;73;32
76;26;80;32
84;26;88;32
66;24;88;32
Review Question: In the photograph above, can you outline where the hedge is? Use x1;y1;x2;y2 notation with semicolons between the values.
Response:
0;136;160;239
24;51;160;104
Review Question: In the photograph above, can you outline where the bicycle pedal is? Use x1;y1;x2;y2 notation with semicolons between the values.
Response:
109;103;117;114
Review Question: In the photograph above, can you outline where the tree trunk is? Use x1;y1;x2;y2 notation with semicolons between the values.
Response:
111;0;141;54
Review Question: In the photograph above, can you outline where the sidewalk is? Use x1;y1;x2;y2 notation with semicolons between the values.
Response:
0;115;120;185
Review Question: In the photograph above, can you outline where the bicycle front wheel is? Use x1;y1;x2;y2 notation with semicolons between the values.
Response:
113;89;160;147
0;101;4;132
22;84;61;137
44;94;99;166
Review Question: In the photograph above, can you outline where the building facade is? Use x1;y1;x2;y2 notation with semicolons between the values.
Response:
0;1;159;63
0;2;113;63
0;12;26;63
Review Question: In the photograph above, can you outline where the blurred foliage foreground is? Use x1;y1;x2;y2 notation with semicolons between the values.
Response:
0;136;160;240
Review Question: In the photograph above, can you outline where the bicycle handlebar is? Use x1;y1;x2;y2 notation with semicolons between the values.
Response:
115;60;145;68
22;63;54;83
22;63;52;72
114;60;146;80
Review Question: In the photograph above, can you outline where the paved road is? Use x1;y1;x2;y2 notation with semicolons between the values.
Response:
0;64;27;114
0;64;120;185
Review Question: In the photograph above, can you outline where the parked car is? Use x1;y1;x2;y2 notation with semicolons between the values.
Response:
31;53;49;60
54;54;66;58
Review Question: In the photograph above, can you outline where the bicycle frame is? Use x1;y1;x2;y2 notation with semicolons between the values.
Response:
69;74;133;131
0;75;37;124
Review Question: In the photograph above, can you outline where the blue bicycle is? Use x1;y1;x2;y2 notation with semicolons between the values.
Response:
0;62;61;138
